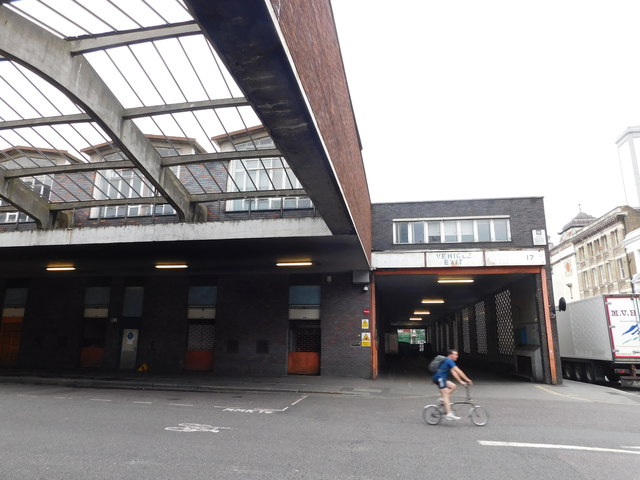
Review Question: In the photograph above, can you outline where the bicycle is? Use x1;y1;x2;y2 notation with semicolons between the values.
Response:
422;385;489;426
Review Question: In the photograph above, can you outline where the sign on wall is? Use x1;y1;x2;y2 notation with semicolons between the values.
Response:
426;251;484;267
485;249;545;266
361;332;371;347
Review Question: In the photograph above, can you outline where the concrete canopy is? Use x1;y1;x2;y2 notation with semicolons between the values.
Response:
0;0;366;238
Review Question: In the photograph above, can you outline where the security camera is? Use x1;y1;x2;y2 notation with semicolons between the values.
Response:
362;285;369;292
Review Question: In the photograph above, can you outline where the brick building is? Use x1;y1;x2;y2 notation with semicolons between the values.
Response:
0;1;558;383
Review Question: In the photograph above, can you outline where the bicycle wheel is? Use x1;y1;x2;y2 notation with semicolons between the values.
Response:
470;406;489;426
422;405;442;425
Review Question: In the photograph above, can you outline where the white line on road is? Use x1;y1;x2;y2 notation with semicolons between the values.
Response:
479;440;640;455
17;394;37;398
133;401;153;404
291;395;308;406
90;398;112;402
169;403;194;407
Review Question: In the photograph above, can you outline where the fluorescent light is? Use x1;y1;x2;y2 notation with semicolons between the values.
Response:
409;317;423;321
276;261;313;267
437;278;474;284
413;310;431;315
155;264;188;269
46;266;76;271
421;299;445;304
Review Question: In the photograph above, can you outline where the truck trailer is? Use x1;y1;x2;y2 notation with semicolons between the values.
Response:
556;294;640;388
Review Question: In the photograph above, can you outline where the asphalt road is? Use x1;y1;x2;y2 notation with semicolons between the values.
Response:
0;379;638;479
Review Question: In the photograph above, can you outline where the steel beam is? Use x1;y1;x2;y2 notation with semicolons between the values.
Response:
69;22;202;54
0;5;192;222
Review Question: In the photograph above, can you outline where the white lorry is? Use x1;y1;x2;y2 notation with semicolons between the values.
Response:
556;294;640;388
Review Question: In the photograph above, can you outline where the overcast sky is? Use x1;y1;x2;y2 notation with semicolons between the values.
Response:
331;0;640;243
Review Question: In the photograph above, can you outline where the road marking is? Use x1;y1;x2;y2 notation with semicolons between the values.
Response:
165;423;230;433
133;401;152;404
169;403;193;407
291;395;308;406
479;440;640;455
90;398;112;402
214;394;308;414
17;394;37;398
621;446;640;449
535;385;592;402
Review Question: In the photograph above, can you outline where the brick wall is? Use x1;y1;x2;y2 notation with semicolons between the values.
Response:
321;272;372;377
214;274;290;376
270;0;372;258
372;197;548;251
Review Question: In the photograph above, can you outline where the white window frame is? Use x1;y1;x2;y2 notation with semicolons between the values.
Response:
225;157;311;212
89;169;174;219
393;216;512;244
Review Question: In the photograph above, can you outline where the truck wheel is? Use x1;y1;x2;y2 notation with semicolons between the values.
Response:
562;362;573;379
584;364;596;383
573;363;585;382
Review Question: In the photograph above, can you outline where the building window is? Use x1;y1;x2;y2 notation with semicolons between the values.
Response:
598;265;605;284
393;217;511;244
582;271;590;289
611;231;619;246
587;243;593;257
602;235;609;250
606;262;613;283
618;259;627;279
578;247;584;261
225;157;312;211
89;169;175;218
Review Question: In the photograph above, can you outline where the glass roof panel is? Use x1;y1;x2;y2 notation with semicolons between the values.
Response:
0;61;84;118
5;0;192;38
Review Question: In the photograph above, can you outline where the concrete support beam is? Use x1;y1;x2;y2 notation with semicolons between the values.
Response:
0;5;192;222
0;113;91;130
0;98;249;131
69;22;201;54
0;171;51;227
123;98;250;118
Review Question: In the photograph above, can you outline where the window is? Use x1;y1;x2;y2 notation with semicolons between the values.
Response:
89;169;175;218
612;231;619;246
618;259;627;279
225;157;312;211
606;262;613;282
598;265;605;284
427;221;441;243
477;220;491;242
443;221;457;242
393;217;511;244
602;235;609;250
587;243;593;257
578;247;584;261
582;271;590;289
460;220;474;242
493;219;510;241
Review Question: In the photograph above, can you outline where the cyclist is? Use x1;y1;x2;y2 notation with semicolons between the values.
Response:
432;349;473;421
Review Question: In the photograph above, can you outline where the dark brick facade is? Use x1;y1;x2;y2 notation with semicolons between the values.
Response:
5;271;372;378
372;197;548;251
321;273;372;377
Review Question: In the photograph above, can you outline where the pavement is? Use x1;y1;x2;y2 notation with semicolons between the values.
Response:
0;366;638;405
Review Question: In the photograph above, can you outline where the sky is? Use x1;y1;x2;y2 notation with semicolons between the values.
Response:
330;0;640;243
